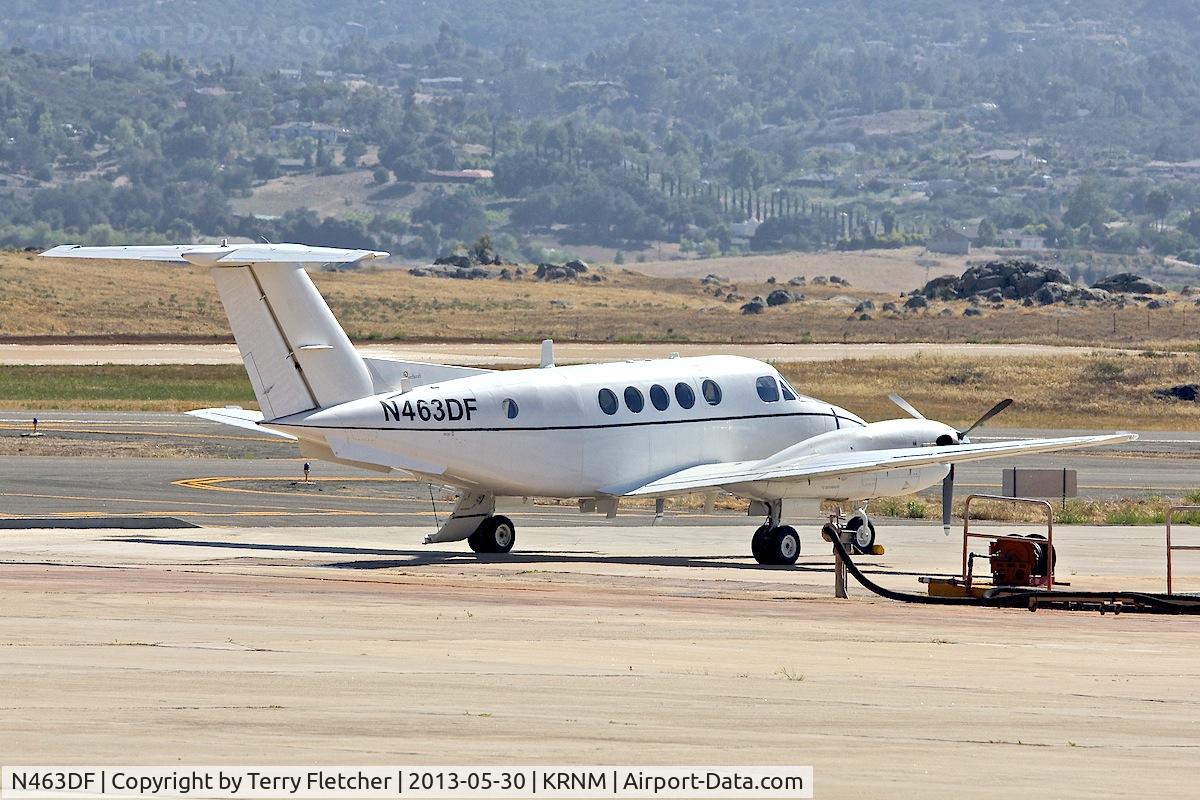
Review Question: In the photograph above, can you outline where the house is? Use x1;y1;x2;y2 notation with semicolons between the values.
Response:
927;228;971;255
268;122;344;144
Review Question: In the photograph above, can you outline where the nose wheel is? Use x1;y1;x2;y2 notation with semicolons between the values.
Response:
821;512;878;555
751;524;801;565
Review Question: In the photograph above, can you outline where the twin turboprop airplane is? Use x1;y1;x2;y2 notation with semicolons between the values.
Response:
43;243;1136;564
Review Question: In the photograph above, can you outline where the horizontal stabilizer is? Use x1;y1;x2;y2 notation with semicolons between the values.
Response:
187;407;297;440
41;243;389;266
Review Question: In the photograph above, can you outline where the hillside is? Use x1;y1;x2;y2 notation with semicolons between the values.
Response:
0;251;1195;350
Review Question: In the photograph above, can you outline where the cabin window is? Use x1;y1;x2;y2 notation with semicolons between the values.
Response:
701;379;722;406
756;375;781;403
624;386;645;413
780;379;797;401
649;384;670;411
502;398;519;419
598;388;618;415
675;382;696;409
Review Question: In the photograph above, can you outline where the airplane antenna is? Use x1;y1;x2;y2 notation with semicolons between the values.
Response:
427;484;440;529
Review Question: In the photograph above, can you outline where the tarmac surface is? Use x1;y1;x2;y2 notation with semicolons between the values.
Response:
0;521;1197;799
0;413;1194;533
1;410;1198;797
0;340;1154;366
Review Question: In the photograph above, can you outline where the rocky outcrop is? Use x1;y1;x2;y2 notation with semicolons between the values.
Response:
920;259;1071;301
1092;272;1166;295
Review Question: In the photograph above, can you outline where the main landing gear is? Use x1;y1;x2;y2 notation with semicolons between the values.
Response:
751;500;802;565
752;502;878;565
467;514;517;554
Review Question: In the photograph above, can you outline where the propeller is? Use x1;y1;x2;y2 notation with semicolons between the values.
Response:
889;394;1013;535
888;393;925;420
957;398;1013;442
941;397;1014;534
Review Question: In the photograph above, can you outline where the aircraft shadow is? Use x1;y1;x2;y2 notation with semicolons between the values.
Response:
106;535;946;577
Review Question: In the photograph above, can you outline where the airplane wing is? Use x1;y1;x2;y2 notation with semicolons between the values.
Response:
187;407;297;440
615;433;1137;497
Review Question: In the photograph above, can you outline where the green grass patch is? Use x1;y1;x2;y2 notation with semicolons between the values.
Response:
0;364;257;411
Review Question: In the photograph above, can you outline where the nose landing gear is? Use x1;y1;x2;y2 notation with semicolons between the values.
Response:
821;507;879;555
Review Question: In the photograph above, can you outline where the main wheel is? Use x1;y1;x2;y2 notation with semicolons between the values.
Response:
757;525;800;566
845;517;876;553
467;515;517;554
751;524;773;563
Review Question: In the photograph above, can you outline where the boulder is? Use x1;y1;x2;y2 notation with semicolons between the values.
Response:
701;273;727;286
1153;384;1200;402
881;301;898;312
904;294;929;310
963;307;983;317
853;299;875;313
433;254;472;269
1093;272;1166;294
564;258;589;273
767;289;795;306
788;276;807;286
921;274;960;301
741;297;766;315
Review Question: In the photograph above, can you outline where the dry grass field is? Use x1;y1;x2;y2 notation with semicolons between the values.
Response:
630;245;978;293
1;250;1196;349
2;351;1196;430
777;351;1200;430
228;169;440;219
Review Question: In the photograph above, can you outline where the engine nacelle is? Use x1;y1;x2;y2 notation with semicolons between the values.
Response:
750;418;959;502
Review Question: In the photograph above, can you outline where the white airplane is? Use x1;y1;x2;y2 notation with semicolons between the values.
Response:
43;243;1136;564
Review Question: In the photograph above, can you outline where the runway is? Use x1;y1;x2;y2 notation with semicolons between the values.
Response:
0;521;1196;799
0;412;1195;531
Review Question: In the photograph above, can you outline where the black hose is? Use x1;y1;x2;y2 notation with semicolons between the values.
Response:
828;529;1200;614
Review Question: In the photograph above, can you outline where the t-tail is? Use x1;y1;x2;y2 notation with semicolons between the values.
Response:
41;243;387;418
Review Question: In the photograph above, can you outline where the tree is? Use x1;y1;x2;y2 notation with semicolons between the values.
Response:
1062;179;1108;231
727;148;762;191
880;208;897;237
1146;188;1173;231
410;188;488;242
976;218;996;246
342;140;367;168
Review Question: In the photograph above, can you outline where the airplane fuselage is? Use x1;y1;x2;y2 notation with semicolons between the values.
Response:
270;355;951;501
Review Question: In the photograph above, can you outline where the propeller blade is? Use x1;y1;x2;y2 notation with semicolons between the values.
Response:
888;393;926;420
941;464;955;536
959;398;1013;439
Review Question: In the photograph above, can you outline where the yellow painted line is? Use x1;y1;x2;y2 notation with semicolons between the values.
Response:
172;475;428;503
0;489;388;517
0;423;289;444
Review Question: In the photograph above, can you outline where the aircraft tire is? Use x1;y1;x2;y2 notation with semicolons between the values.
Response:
751;524;773;564
845;517;876;553
468;515;517;554
770;526;801;565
